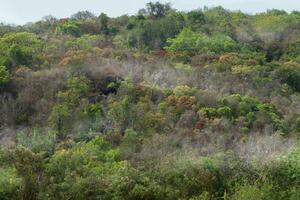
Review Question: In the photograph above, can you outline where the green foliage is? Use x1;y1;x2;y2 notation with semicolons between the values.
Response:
0;32;43;67
282;40;300;61
0;66;10;86
80;103;103;119
187;10;206;31
294;117;300;132
119;128;139;159
217;106;233;119
273;143;300;185
218;94;285;131
1;3;300;200
0;168;21;200
16;128;56;153
165;28;205;57
165;28;238;61
113;34;127;49
48;103;73;135
173;85;197;96
98;13;110;34
232;184;276;200
65;34;105;50
48;76;91;137
12;147;44;200
199;107;218;119
42;136;126;199
71;10;95;21
57;21;82;37
140;2;172;18
128;12;185;49
108;95;131;132
274;62;300;92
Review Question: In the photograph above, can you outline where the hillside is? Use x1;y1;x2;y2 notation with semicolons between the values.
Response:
1;2;300;199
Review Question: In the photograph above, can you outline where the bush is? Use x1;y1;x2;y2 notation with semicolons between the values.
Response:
173;85;197;96
0;168;21;200
57;21;82;37
0;66;10;86
16;128;56;154
274;63;300;92
165;28;238;58
232;184;277;200
119;128;139;159
42;136;127;199
0;32;42;67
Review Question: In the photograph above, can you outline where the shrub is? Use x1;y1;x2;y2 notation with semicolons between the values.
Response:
57;21;82;37
165;28;238;58
0;66;10;86
0;168;21;200
119;128;139;159
232;184;277;200
0;32;43;67
16;128;56;154
174;85;197;96
274;63;300;92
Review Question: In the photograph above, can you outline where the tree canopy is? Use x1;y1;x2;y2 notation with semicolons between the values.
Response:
0;2;300;200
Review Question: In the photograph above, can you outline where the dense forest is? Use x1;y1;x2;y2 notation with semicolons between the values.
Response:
1;2;300;199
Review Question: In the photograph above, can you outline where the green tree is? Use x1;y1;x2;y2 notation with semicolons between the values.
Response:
57;21;82;37
48;76;91;138
41;136;127;200
12;147;44;200
165;28;238;60
0;32;43;67
98;13;109;34
187;10;206;31
274;63;300;92
119;128;139;159
128;10;185;49
139;1;172;18
71;10;95;21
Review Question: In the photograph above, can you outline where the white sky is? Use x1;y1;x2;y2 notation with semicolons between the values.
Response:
0;0;299;25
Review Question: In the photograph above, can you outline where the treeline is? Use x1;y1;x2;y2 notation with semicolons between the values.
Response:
0;2;300;200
